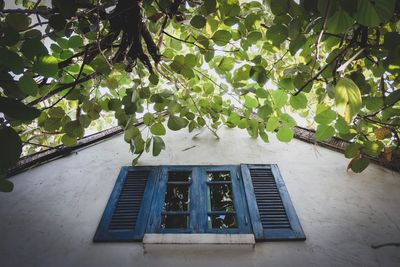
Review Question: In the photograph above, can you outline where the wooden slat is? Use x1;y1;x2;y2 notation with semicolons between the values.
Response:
108;170;149;230
250;168;291;230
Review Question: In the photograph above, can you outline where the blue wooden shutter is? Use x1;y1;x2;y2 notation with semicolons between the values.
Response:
241;164;305;241
93;166;158;242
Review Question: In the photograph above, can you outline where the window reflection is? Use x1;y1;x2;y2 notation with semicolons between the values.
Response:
207;171;237;229
160;171;191;229
209;184;234;212
169;171;191;182
161;214;189;229
208;214;237;229
207;171;231;182
164;184;189;211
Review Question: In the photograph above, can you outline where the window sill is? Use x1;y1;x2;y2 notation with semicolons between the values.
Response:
143;233;255;245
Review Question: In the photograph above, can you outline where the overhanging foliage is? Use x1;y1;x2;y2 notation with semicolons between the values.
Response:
0;0;400;192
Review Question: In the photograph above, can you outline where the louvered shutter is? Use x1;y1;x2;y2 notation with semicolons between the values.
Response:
93;166;159;242
241;164;305;241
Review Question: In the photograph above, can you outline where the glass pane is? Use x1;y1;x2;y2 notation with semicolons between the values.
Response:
209;184;235;212
164;184;189;211
168;171;191;182
161;214;189;229
208;214;237;229
207;171;231;182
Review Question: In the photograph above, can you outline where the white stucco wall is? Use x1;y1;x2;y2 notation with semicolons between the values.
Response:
0;126;399;267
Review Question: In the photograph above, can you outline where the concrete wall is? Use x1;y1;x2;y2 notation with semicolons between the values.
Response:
0;126;399;267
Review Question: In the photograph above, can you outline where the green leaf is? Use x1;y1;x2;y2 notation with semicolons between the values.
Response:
363;141;383;157
61;134;77;147
326;9;354;34
0;127;22;171
20;38;48;60
168;115;188;131
227;112;241;125
49;14;66;31
48;107;65;118
345;143;362;158
150;123;166;136
68;35;84;49
0;178;14;192
237;118;247;129
266;116;279;132
77;114;91;128
0;48;24;74
276;127;293;142
18;73;39;96
218;57;235;71
385;90;400;107
149;74;159;85
131;154;141;165
43;118;62;132
247;31;262;43
335;78;362;123
244;93;259;108
247;119;259;138
204;0;216;14
259;130;269;143
250;66;267;85
223;3;240;17
212;30;232;46
0;97;41;121
124;126;140;142
152;136;165;156
257;104;273;120
54;0;77;18
271;90;288;108
289;35;306;55
255;89;268;98
184;54;197;68
190;15;207;28
266;24;288;47
5;13;30;32
355;0;381;27
289;93;307;109
63;120;84;138
108;99;121;111
384;32;400;51
105;77;118;89
375;0;396;22
143;113;154;126
133;135;145;154
335;116;351;134
270;0;289;15
315;124;335;141
364;96;384;112
280;113;296;127
90;55;111;75
33;56;59;77
349;157;370;173
314;108;337;125
0;26;19;46
197;117;206;127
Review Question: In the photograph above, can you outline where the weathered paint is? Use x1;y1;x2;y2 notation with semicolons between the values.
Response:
0;127;400;267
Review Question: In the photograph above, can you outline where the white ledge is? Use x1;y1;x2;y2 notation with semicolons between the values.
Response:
143;234;255;245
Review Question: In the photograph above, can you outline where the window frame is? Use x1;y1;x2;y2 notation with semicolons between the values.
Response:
146;165;253;235
93;164;306;242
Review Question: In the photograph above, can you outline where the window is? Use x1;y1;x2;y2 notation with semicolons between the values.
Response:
94;164;305;242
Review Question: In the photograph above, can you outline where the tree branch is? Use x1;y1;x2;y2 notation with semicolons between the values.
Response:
1;8;52;15
162;31;238;53
28;72;98;106
293;43;352;96
41;47;91;110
